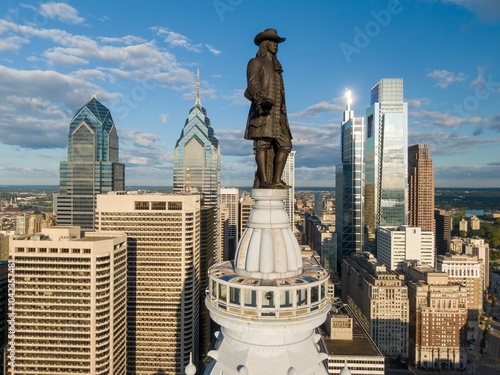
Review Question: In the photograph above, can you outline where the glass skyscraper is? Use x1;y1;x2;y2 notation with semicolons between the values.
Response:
364;79;408;246
336;90;364;267
173;71;221;258
57;95;125;231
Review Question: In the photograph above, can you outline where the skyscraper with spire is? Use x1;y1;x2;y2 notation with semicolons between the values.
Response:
364;79;408;247
173;71;220;206
56;95;124;231
173;70;221;259
336;90;364;268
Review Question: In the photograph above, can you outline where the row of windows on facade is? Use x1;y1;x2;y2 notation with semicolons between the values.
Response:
134;201;183;210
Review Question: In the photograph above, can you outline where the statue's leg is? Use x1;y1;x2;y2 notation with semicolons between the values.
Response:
256;149;273;189
272;150;290;188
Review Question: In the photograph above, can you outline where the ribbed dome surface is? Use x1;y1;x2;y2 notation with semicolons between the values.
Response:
234;189;303;279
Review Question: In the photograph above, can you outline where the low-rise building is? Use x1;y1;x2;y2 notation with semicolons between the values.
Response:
377;225;434;271
321;301;385;375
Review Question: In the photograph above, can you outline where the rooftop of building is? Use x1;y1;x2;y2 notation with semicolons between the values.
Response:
12;227;125;243
322;301;383;358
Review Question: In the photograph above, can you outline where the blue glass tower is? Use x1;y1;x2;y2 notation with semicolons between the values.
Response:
173;71;221;263
173;71;220;208
364;79;408;247
336;90;365;269
57;95;125;231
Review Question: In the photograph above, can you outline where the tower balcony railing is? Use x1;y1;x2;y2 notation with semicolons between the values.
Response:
206;261;330;319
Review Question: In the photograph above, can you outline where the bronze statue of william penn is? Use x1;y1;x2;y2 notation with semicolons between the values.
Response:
244;28;292;189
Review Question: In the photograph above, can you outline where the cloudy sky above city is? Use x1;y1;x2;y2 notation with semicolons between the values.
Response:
0;0;499;187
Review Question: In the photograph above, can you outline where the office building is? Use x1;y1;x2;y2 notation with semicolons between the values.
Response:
403;261;468;370
321;301;385;375
435;209;453;255
173;71;220;260
9;226;127;375
0;234;8;260
408;144;434;232
239;193;254;238
305;214;322;249
0;262;8;372
96;193;201;375
459;218;468;233
320;230;337;275
470;215;480;230
282;150;296;229
15;214;29;235
220;188;239;261
314;192;324;220
56;95;125;231
377;225;435;271
199;206;216;360
341;252;409;358
463;237;490;291
364;79;408;244
336;90;364;265
437;253;483;324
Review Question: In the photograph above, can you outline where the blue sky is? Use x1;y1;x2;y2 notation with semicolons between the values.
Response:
0;0;499;188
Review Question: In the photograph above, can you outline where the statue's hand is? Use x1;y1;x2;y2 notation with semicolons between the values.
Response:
261;99;274;110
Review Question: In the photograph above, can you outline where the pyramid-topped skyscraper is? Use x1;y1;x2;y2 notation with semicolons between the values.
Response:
57;95;125;231
173;70;221;261
173;70;220;208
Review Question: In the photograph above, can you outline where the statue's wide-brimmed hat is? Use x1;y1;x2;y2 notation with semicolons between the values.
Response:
254;28;286;46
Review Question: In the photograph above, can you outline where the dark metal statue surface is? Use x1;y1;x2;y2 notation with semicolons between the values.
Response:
244;28;292;189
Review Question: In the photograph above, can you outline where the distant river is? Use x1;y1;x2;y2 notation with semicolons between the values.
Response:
465;209;485;217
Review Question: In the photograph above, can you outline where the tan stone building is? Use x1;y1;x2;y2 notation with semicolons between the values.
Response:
437;254;483;325
470;215;480;230
341;252;409;358
463;237;489;291
403;262;468;370
459;218;468;233
96;192;201;375
9;226;127;375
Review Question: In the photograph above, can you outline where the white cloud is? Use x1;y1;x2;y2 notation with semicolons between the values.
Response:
151;27;202;53
205;44;221;55
409;130;500;156
122;130;161;149
124;156;150;166
98;35;146;45
290;100;343;118
427;69;466;89
39;2;85;25
407;97;431;108
442;0;500;21
44;49;89;66
221;89;247;106
160;113;168;124
0;35;30;52
411;110;482;127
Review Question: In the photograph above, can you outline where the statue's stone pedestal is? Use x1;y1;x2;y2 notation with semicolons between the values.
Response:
204;188;331;374
234;189;302;279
